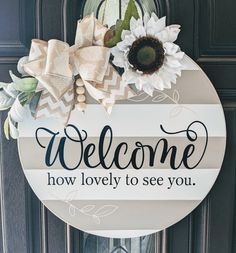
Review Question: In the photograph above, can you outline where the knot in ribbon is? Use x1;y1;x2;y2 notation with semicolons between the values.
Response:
23;14;134;122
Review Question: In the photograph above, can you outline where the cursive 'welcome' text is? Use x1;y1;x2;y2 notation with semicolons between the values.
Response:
35;121;208;170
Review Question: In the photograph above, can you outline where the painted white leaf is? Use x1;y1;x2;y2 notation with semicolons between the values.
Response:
0;90;14;110
128;92;149;102
172;89;180;103
170;106;183;118
66;190;79;202
80;205;95;214
94;205;118;218
69;205;76;217
92;215;101;224
152;93;167;103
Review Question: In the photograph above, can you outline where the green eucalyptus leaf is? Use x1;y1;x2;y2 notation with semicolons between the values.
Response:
0;90;15;110
4;116;10;140
25;92;35;105
9;70;21;83
13;77;38;92
29;91;41;115
0;82;9;89
18;92;29;106
9;70;38;92
19;92;35;106
3;82;19;98
104;0;139;48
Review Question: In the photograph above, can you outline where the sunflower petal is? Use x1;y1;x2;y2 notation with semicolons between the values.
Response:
154;16;166;33
133;25;146;38
121;30;131;40
142;83;154;96
151;12;159;22
143;13;150;28
130;17;138;33
146;16;156;36
123;34;136;46
123;68;139;84
164;42;179;55
156;25;181;43
117;40;130;51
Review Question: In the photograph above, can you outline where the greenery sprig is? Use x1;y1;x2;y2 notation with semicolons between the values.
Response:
104;0;139;48
0;71;38;139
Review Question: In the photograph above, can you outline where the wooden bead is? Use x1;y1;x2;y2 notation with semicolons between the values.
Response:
76;87;85;95
77;95;86;103
76;79;84;87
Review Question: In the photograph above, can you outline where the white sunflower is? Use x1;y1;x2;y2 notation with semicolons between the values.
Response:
111;13;185;96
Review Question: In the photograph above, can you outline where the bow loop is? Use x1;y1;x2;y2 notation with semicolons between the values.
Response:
75;14;108;47
45;40;72;79
73;46;110;83
24;39;47;76
22;14;135;123
24;39;73;100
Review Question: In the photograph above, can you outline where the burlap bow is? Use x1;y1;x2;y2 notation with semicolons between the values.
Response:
23;14;134;123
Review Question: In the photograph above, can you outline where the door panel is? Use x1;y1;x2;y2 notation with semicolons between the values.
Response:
0;0;236;253
0;127;28;253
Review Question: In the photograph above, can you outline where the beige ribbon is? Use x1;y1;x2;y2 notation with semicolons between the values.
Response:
23;14;134;121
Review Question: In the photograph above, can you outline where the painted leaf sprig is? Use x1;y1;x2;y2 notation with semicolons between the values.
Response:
104;0;139;47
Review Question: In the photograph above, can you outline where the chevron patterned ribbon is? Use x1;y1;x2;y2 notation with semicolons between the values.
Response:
21;14;135;123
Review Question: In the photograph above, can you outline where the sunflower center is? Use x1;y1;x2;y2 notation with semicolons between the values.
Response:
128;36;165;74
137;46;156;66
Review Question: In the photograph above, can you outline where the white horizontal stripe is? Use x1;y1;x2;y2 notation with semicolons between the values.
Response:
19;104;226;137
24;168;220;201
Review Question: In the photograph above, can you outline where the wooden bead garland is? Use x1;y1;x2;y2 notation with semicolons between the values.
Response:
75;79;86;112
